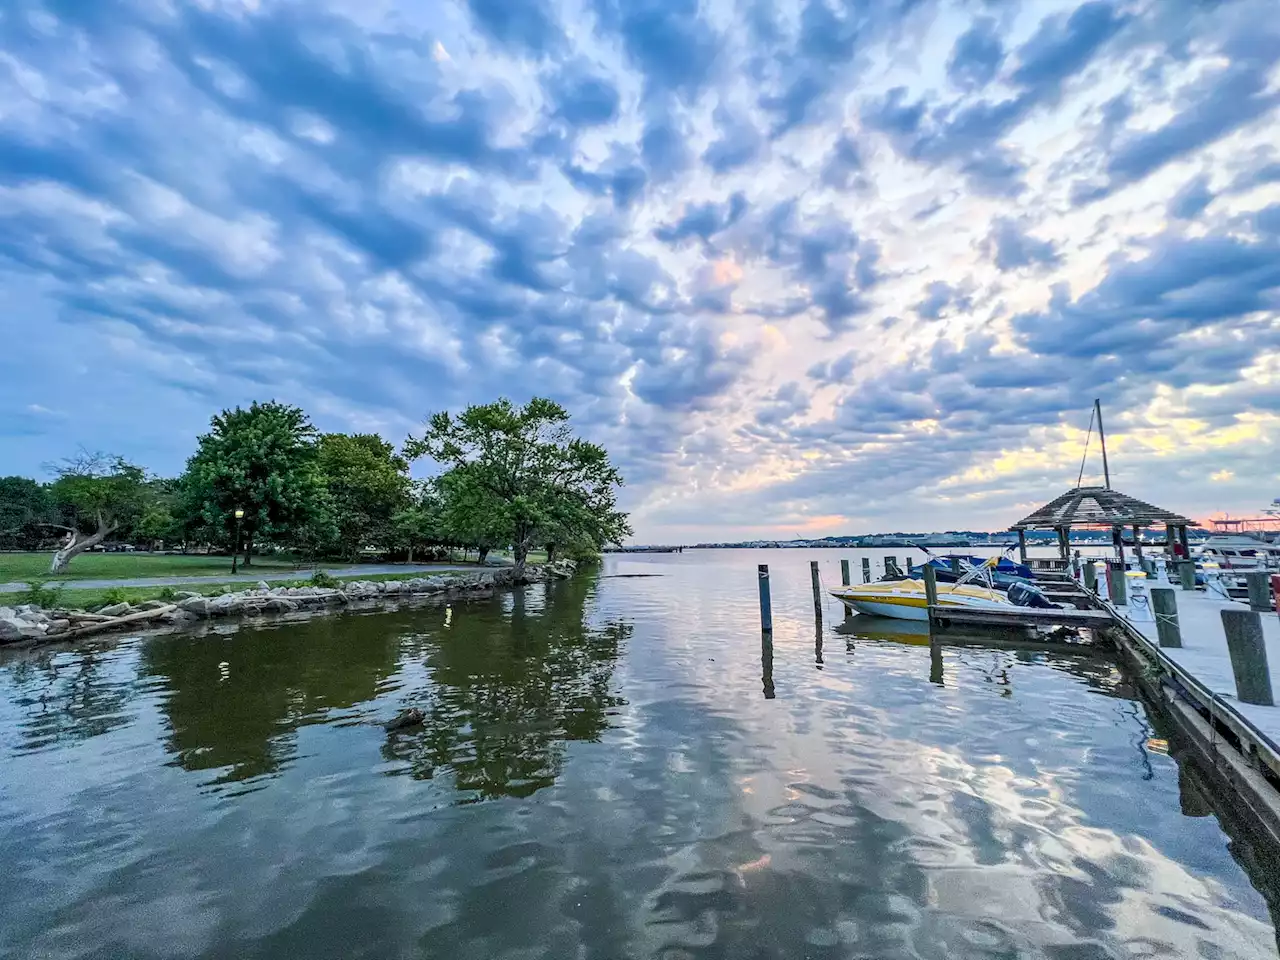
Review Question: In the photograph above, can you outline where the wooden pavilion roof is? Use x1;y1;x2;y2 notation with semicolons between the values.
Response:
1010;485;1194;530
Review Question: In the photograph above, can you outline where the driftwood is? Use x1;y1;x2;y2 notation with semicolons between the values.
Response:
384;708;425;731
57;604;178;641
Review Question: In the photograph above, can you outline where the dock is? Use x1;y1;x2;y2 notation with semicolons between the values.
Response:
928;604;1114;629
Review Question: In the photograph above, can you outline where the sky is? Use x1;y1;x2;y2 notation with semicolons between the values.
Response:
0;0;1278;543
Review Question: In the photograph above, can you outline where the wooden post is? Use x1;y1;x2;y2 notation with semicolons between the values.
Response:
810;560;823;622
886;556;899;577
862;558;871;583
1151;588;1181;648
1143;556;1156;579
1222;610;1274;706
1165;524;1176;559
906;557;914;574
761;631;775;700
1112;526;1124;564
1107;562;1127;606
1178;559;1196;591
1246;572;1272;612
922;563;939;609
840;559;851;586
1132;525;1144;565
949;557;962;575
758;564;773;633
929;638;943;686
1084;561;1097;593
1017;527;1028;564
1178;525;1191;558
1056;526;1070;562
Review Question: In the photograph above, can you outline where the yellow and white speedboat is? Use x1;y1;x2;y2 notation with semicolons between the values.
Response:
829;579;1012;621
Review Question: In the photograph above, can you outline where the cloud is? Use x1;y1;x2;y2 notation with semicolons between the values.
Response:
0;0;1276;541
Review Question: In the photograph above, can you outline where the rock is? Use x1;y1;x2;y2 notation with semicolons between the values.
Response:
164;610;199;624
262;597;299;614
481;555;515;567
19;609;49;624
137;600;170;611
210;594;243;616
45;619;71;636
0;619;25;642
178;596;212;617
175;591;202;600
382;580;402;594
384;708;425;731
257;580;271;591
0;606;14;620
98;602;133;617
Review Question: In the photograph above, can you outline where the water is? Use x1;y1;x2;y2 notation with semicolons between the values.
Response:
2;548;1278;959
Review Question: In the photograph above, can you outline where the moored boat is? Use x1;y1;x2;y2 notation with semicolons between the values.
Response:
828;579;1012;621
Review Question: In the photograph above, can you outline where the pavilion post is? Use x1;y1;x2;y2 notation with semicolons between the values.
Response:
1056;527;1070;562
1017;528;1027;565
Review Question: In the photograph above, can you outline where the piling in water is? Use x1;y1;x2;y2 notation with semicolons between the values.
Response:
840;559;851;586
1151;588;1181;648
862;558;871;583
1107;563;1127;606
906;557;914;574
1084;562;1097;593
1222;609;1273;705
758;564;773;633
922;563;939;609
810;561;823;623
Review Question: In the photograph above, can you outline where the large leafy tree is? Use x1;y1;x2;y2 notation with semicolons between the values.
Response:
0;476;57;551
45;452;149;572
436;466;509;563
316;433;412;560
180;401;325;566
404;397;630;576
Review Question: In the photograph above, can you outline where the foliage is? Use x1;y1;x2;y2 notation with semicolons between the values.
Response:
0;477;57;551
49;452;149;537
435;467;508;560
156;587;178;601
309;569;341;589
96;588;130;608
180;401;327;562
15;580;64;609
404;397;630;574
316;433;412;560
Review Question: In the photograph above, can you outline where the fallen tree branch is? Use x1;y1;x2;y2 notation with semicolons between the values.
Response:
57;604;178;641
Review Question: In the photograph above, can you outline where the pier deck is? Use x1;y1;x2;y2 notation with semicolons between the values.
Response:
927;604;1114;629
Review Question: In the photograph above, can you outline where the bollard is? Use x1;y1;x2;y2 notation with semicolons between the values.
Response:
1107;562;1127;606
840;559;851;586
922;563;939;610
1222;610;1274;706
1246;572;1272;612
1083;561;1097;594
1151;588;1181;648
1178;560;1196;591
810;560;823;622
758;564;773;633
862;558;871;583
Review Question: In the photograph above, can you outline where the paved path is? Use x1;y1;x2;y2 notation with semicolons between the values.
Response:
0;563;472;593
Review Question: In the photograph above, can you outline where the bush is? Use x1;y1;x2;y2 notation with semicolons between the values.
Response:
309;570;340;589
156;587;177;601
96;588;130;608
16;580;64;609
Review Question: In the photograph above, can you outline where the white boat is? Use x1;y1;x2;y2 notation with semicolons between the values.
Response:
828;579;1012;622
1194;534;1280;571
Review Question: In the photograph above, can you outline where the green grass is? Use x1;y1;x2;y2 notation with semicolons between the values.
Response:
0;552;316;583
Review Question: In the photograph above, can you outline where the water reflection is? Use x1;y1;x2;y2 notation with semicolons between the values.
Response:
382;577;629;798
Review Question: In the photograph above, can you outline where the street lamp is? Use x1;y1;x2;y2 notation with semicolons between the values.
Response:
231;507;245;574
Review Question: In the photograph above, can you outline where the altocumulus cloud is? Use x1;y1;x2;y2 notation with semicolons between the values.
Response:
1;0;1278;540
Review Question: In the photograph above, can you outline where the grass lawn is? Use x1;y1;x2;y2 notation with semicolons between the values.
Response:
0;552;315;583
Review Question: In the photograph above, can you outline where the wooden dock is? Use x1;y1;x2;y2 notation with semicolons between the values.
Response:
927;604;1114;629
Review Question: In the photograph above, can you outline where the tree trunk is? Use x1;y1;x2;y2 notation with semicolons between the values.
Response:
407;545;414;564
513;542;529;580
49;524;114;573
477;546;490;564
545;543;557;563
243;532;253;567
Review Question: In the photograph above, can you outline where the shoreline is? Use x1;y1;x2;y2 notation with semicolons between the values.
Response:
0;560;580;651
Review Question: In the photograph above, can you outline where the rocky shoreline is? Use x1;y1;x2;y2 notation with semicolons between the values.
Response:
0;560;579;648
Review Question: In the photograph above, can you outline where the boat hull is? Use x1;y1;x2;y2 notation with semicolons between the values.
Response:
829;582;1013;622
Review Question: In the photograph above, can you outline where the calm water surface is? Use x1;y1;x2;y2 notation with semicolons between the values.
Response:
2;548;1278;959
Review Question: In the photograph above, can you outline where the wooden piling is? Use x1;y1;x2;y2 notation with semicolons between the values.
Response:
1150;588;1181;648
1247;572;1273;612
758;564;773;633
949;557;962;575
810;560;823;622
886;556;899;577
1083;561;1097;593
1222;609;1274;706
1178;559;1196;591
906;557;914;574
1107;562;1127;606
761;631;775;700
862;558;871;583
922;563;939;609
840;559;851;586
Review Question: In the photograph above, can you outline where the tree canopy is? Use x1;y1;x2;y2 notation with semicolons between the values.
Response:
181;401;327;566
316;433;412;560
404;397;630;575
45;452;150;571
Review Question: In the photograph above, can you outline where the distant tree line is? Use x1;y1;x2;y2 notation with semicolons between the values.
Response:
0;397;630;577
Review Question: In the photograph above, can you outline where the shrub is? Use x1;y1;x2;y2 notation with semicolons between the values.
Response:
96;588;130;608
16;580;64;609
156;587;177;601
309;570;340;589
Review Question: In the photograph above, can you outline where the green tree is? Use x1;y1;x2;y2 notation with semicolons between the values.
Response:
404;397;630;577
180;401;325;567
316;433;412;560
389;481;443;563
0;476;57;551
45;452;149;572
436;466;509;563
134;478;184;551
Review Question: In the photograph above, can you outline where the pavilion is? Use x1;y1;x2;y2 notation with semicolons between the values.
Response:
1009;485;1195;565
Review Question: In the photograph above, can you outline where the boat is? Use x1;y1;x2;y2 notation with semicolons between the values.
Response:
916;556;1033;592
1193;534;1280;571
829;579;1013;621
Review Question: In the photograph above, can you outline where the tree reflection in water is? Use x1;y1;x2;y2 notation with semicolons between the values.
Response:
137;572;627;798
383;576;630;800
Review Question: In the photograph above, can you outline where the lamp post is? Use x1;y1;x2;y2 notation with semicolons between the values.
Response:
231;508;245;574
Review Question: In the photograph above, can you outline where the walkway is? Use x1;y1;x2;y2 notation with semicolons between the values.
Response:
0;563;472;593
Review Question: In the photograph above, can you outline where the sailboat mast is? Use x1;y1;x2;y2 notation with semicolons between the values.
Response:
1094;398;1111;490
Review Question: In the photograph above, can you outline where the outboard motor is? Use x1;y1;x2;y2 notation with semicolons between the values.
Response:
1007;581;1056;609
